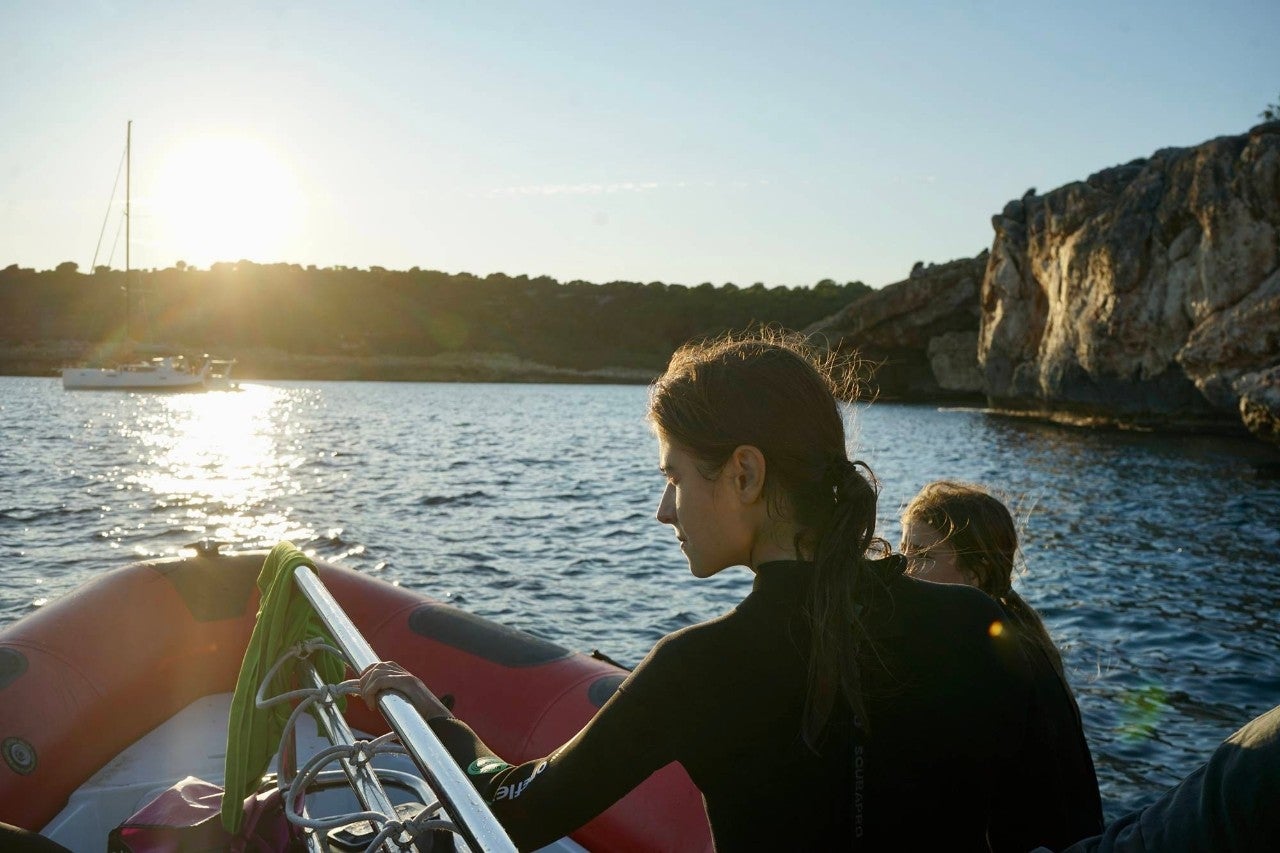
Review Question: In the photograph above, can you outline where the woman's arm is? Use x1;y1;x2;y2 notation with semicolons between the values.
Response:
359;656;680;851
360;660;454;720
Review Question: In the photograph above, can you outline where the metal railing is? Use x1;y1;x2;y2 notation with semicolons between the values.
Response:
272;564;518;852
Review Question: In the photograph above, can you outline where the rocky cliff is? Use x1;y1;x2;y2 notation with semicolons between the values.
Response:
980;121;1280;440
806;253;988;401
811;122;1280;444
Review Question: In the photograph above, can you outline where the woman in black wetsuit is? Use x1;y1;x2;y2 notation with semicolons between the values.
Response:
362;332;1071;851
901;480;1105;849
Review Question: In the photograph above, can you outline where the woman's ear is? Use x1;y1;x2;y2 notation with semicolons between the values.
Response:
728;445;767;504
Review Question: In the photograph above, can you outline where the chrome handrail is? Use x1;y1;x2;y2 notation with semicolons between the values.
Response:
297;660;411;853
292;564;518;853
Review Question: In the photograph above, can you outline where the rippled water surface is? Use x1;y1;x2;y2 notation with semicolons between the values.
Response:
2;377;1278;820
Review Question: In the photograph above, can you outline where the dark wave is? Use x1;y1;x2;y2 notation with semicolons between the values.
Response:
417;490;492;507
0;505;102;524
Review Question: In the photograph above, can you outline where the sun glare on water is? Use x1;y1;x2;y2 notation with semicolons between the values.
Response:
150;134;305;267
122;385;314;551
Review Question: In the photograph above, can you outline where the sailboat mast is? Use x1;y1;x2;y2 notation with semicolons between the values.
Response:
125;120;131;341
125;120;131;276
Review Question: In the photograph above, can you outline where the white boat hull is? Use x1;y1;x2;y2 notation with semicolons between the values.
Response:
61;357;211;391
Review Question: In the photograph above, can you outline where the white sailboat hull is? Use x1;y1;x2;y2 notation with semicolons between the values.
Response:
61;358;210;391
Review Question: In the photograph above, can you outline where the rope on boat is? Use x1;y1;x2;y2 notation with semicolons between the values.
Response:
364;815;459;852
255;637;469;851
287;564;517;852
90;141;127;273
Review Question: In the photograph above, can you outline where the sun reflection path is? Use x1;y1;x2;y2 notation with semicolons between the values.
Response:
117;385;315;554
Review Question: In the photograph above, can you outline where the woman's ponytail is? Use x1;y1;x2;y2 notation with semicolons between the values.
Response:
803;458;888;746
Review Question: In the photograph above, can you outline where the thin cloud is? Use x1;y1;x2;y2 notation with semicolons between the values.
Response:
485;178;791;197
488;181;668;197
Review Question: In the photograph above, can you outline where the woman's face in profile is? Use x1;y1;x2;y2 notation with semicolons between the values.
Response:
900;518;972;587
655;436;752;578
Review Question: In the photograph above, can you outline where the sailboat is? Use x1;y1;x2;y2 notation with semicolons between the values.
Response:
61;121;215;392
61;354;212;391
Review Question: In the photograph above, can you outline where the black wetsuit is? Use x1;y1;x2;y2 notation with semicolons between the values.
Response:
1062;704;1280;853
429;558;1101;851
996;603;1105;851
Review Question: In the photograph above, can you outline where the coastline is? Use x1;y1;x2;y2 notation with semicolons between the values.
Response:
0;343;657;385
10;342;1278;454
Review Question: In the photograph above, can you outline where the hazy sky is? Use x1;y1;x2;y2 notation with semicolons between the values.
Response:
2;1;1276;288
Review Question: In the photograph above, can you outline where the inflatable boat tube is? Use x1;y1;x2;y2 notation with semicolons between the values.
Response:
0;551;712;851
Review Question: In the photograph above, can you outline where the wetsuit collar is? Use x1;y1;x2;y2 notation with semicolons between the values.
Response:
748;557;910;632
749;560;818;603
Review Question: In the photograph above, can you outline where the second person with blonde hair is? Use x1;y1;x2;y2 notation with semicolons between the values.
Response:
902;479;1105;849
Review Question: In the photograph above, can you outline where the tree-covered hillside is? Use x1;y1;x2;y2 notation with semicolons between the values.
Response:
0;262;869;376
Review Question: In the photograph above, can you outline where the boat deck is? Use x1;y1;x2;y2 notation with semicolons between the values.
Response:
42;692;586;852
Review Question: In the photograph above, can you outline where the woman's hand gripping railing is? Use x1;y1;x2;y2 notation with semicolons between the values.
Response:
256;642;415;852
288;563;518;853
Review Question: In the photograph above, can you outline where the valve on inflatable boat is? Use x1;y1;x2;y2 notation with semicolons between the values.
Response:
184;539;226;557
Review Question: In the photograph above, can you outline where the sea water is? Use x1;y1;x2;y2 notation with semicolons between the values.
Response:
1;376;1277;821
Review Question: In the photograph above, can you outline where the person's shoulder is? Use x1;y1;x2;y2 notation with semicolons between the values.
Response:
618;610;741;703
884;576;1034;707
881;573;1010;644
648;607;740;658
891;572;1003;617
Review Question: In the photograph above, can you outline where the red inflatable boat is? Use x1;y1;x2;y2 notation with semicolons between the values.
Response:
0;548;712;851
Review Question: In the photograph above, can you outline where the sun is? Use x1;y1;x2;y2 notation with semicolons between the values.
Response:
150;134;305;267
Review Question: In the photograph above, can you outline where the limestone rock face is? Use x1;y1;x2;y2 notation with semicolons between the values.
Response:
928;331;985;392
979;121;1280;433
1179;267;1280;411
806;253;987;400
1236;365;1280;445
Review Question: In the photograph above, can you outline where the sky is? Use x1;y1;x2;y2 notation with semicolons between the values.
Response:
1;0;1276;289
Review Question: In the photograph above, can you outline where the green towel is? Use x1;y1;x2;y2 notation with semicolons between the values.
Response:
222;541;347;833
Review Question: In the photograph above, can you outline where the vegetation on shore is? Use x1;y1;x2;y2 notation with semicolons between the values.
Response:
0;261;869;381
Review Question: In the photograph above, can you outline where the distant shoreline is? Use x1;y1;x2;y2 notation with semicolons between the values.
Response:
9;344;1279;457
0;343;657;386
